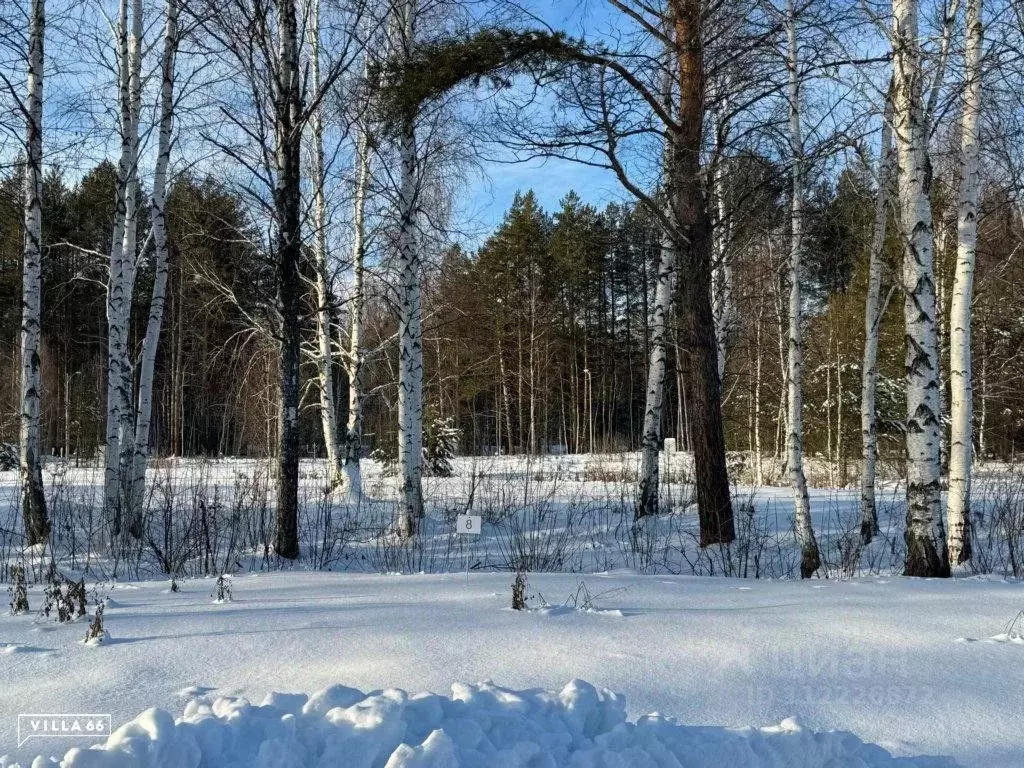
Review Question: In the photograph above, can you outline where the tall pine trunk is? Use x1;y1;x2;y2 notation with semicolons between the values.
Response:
860;97;893;544
947;0;982;565
272;0;303;559
671;0;734;545
786;0;820;578
20;0;49;547
892;0;947;577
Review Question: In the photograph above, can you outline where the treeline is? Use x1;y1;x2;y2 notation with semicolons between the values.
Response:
421;166;1024;470
6;158;1022;471
0;164;279;459
3;0;1020;574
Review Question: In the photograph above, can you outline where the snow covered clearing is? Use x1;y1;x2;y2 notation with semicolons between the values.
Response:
7;453;1020;581
1;571;1021;766
2;456;1023;766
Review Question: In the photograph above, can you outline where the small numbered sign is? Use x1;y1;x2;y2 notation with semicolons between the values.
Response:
664;437;677;454
456;514;482;535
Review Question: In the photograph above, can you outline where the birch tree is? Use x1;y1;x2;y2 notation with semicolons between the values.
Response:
307;0;345;491
711;151;735;386
859;98;893;545
342;76;371;500
636;231;676;518
892;0;947;577
947;0;982;565
636;43;676;520
20;0;49;547
104;0;143;537
127;0;180;527
193;0;362;557
785;0;820;578
272;0;305;558
383;4;740;543
395;0;425;538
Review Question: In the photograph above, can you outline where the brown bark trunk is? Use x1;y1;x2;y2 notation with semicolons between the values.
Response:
272;0;302;559
671;0;734;545
680;218;735;545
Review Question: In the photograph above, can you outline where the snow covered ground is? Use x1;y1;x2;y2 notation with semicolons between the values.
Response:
2;570;1023;766
2;454;1023;765
0;453;967;581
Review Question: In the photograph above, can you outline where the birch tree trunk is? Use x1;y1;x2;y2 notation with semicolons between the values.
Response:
711;101;733;386
978;319;987;458
636;44;677;521
786;0;821;578
713;198;734;387
935;223;948;471
636;230;676;519
774;269;786;463
753;300;764;486
342;109;370;500
947;0;982;566
117;0;143;502
272;0;304;559
308;0;345;491
20;0;49;547
396;0;425;539
104;0;142;536
892;0;947;577
103;0;130;529
127;0;179;530
860;100;894;544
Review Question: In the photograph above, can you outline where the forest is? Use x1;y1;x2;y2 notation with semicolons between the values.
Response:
1;0;1023;579
6;0;1024;764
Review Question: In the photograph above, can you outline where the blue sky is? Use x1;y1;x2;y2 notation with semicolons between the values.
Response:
455;0;630;241
460;155;624;238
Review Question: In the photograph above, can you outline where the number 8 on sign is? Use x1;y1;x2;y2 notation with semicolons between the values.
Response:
457;514;481;535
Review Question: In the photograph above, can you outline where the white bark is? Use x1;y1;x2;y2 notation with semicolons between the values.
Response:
712;176;734;386
636;42;676;520
128;0;178;527
637;226;677;518
947;0;982;566
773;264;786;462
860;99;894;544
785;0;820;579
753;300;764;486
892;0;947;576
978;318;987;458
308;0;345;490
925;0;962;124
711;102;734;385
20;0;49;546
342;109;370;501
104;0;143;534
836;348;845;483
396;0;424;538
118;0;144;486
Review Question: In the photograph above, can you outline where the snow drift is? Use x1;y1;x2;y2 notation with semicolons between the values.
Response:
53;679;958;768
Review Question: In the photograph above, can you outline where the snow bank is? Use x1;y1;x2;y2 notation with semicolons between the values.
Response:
53;680;958;768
